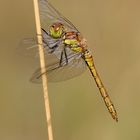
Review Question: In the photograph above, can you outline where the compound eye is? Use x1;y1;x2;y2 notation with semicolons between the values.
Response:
52;25;55;28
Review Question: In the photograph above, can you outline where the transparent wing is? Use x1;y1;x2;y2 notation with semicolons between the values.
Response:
30;47;87;83
39;0;79;32
18;37;87;83
18;0;86;82
17;28;62;58
17;38;39;58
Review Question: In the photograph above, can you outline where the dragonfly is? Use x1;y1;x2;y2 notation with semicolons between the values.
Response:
21;0;118;121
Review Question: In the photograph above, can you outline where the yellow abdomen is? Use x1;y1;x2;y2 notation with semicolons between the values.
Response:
83;50;118;121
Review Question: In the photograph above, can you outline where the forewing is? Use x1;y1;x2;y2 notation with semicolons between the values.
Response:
39;0;79;32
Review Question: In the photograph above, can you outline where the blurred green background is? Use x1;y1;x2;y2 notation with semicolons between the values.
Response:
0;0;140;139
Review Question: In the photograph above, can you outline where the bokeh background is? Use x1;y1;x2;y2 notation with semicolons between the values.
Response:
0;0;140;139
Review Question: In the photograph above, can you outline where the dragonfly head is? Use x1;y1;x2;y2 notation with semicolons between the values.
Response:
49;23;64;38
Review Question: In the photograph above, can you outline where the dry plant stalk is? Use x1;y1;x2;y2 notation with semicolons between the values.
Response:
33;0;54;140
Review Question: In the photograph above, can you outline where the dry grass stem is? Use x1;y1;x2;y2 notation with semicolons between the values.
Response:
33;0;54;140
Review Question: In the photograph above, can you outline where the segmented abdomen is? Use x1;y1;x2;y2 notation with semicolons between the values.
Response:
83;50;118;121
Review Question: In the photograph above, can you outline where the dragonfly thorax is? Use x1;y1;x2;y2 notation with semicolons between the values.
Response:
63;31;87;53
49;22;65;39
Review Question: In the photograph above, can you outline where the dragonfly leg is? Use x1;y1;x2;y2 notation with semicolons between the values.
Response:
41;28;49;35
59;51;64;66
64;47;68;65
59;47;68;66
